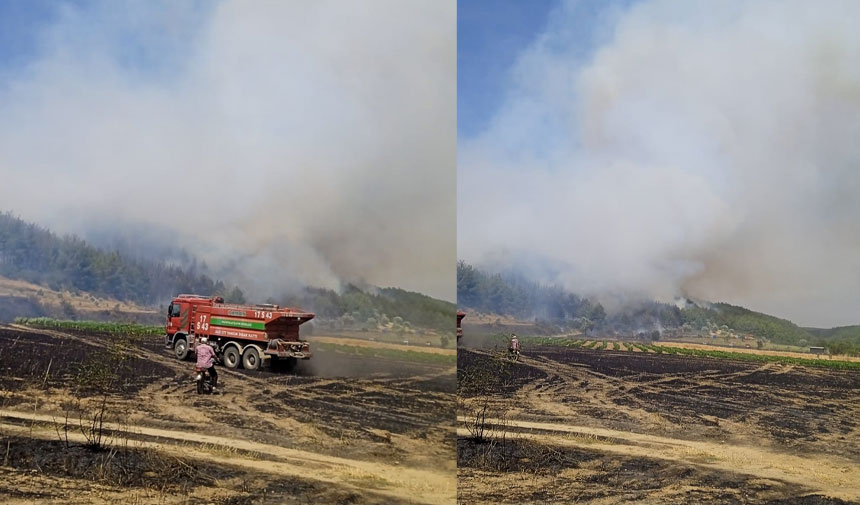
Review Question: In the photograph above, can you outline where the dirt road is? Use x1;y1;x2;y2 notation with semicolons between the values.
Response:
2;409;453;504
457;417;860;501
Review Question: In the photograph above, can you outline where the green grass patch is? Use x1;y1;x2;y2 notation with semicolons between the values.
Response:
525;336;860;369
14;317;162;337
525;336;572;347
761;342;808;353
661;345;860;370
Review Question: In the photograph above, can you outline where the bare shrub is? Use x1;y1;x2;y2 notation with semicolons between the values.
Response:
54;334;135;451
457;352;514;443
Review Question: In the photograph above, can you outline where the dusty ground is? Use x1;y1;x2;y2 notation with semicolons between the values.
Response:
457;346;860;504
0;325;455;504
0;275;158;323
308;335;457;356
460;311;575;338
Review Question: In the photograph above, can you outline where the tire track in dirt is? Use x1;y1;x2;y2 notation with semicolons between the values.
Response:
456;417;860;501
460;348;860;503
3;325;456;503
481;348;860;457
1;409;455;505
215;364;452;436
8;325;453;439
513;353;669;430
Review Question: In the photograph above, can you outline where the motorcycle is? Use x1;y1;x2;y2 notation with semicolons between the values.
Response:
508;347;520;362
195;366;218;394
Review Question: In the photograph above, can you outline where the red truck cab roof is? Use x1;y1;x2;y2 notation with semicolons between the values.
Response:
171;294;314;320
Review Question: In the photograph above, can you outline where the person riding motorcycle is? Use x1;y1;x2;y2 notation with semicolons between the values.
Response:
196;337;218;391
509;334;520;356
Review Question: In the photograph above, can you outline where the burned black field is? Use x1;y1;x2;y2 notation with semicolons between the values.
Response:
0;324;456;505
0;325;454;449
0;325;455;389
0;326;173;394
457;346;860;504
458;437;857;505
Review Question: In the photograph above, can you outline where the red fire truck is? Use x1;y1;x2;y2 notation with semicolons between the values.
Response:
164;294;314;371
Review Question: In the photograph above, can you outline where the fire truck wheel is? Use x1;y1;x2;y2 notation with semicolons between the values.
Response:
174;338;189;360
243;347;261;371
223;347;240;369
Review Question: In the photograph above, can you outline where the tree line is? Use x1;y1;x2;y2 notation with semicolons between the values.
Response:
457;261;606;329
456;260;860;355
0;212;454;332
0;212;245;305
282;285;455;333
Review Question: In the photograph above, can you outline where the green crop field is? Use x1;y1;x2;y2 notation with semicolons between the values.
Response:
14;317;163;337
648;345;860;370
521;335;860;371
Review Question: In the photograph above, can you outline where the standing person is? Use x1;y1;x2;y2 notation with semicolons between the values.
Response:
196;337;218;390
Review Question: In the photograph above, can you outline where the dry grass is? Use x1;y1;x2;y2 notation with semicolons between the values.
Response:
0;275;154;315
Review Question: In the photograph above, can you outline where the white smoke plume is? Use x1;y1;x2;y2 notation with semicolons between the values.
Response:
459;0;860;326
0;1;455;301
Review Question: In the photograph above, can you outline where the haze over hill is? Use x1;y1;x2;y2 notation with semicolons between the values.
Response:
458;261;860;355
0;212;455;332
0;0;455;302
458;0;860;327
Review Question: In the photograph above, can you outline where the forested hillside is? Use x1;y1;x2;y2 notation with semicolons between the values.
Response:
0;212;244;305
285;285;455;332
805;325;860;356
0;212;455;331
457;261;606;329
682;303;810;345
457;261;860;355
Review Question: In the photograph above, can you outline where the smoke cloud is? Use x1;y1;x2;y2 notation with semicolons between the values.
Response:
459;0;860;326
0;1;455;301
